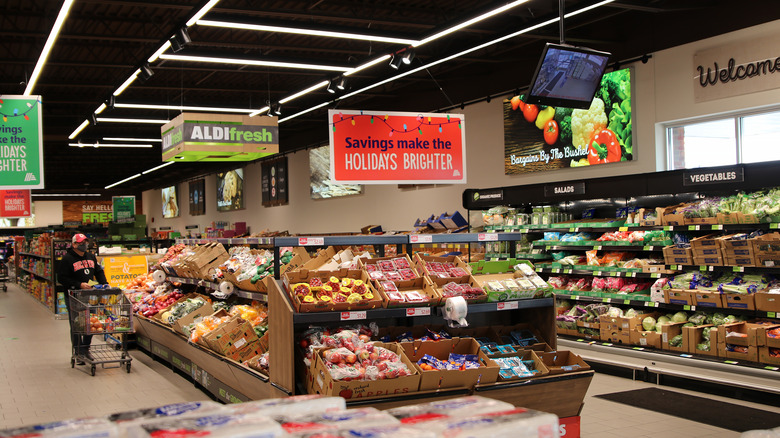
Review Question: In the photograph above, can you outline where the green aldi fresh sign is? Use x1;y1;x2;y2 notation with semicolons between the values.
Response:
0;95;44;189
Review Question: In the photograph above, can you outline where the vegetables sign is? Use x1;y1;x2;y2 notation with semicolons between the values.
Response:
504;68;633;173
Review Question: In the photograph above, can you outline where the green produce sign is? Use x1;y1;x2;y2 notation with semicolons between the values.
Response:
112;196;135;224
0;95;44;189
503;68;633;174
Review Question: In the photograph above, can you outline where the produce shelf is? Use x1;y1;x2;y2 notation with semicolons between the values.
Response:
533;243;669;251
554;293;772;318
167;276;268;302
176;237;275;245
535;267;669;279
17;266;51;282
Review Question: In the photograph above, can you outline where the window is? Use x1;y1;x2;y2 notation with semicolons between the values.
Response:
666;108;780;170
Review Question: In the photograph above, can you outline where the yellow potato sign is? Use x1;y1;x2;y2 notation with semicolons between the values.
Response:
103;256;148;288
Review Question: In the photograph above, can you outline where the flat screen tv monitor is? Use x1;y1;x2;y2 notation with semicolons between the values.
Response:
526;43;611;109
161;185;179;218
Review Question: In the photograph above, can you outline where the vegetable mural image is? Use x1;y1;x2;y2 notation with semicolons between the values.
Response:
504;68;632;173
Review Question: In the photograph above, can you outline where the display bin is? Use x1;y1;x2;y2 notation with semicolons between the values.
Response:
723;293;756;310
665;289;695;306
413;254;473;286
755;291;780;313
400;338;500;390
692;291;724;308
283;268;384;313
374;276;442;307
541;351;591;375
684;325;718;357
630;330;662;349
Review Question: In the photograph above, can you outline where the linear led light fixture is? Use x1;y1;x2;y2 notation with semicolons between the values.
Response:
415;0;531;47
114;103;255;114
282;0;616;123
186;0;221;27
142;161;175;174
104;137;162;143
198;20;417;45
113;69;141;96
248;105;271;117
69;142;154;148
94;103;107;114
158;54;352;72
148;40;172;63
96;117;170;124
344;55;391;76
68;119;90;139
23;0;75;95
105;173;142;189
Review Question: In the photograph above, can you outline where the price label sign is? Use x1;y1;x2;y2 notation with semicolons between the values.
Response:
594;271;602;276
497;301;519;311
478;233;499;242
733;266;744;272
712;225;723;230
340;311;367;321
688;225;701;231
409;234;433;244
680;354;692;358
765;366;780;371
619;226;629;232
768;312;777;318
595;246;602;251
299;237;325;246
406;307;431;317
664;226;674;231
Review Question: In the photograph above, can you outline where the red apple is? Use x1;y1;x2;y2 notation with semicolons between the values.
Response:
345;353;357;364
328;352;342;364
358;350;370;361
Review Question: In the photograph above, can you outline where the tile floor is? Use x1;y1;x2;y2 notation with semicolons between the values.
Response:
1;282;779;436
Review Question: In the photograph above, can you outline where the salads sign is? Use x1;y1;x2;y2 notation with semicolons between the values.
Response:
504;68;633;174
328;110;466;184
694;35;780;103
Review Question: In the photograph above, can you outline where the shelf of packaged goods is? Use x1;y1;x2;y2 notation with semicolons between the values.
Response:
485;224;666;233
17;266;51;282
175;237;275;246
532;242;670;251
554;293;774;318
18;252;51;258
668;264;779;272
167;276;268;302
556;337;780;394
536;266;669;279
275;235;410;247
289;297;555;324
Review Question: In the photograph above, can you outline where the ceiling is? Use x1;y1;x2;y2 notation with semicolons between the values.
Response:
2;0;778;199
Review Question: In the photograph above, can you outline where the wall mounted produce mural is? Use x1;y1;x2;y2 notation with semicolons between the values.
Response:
504;68;633;173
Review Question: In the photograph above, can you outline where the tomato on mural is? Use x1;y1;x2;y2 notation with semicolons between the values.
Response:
504;68;633;173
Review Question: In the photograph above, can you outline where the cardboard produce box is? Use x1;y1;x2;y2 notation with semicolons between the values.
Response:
490;349;549;381
684;325;718;357
311;342;420;400
491;323;548;348
660;322;688;352
662;246;693;265
540;351;591;375
172;297;215;336
754;291;780;313
665;289;695;306
413;254;473;286
203;314;260;359
717;321;770;362
693;255;724;266
283;268;384;313
725;255;756;267
400;338;499;390
690;234;725;250
374;276;442;307
752;233;780;255
180;242;229;280
659;204;687;226
723;293;756;310
600;325;630;345
692;290;723;308
758;346;780;366
630;330;662;349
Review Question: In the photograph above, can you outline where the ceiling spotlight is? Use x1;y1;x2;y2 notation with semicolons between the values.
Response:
139;63;154;81
641;54;649;64
90;113;98;125
401;49;415;65
389;54;403;70
326;80;336;94
169;27;191;53
271;103;282;116
336;76;347;90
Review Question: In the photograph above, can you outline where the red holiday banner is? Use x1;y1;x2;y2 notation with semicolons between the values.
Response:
328;110;466;184
0;189;31;217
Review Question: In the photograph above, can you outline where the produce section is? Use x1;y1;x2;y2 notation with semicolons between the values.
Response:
13;234;64;315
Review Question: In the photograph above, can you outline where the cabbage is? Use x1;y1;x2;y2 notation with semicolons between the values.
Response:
625;308;638;319
655;322;664;333
671;311;688;323
723;314;739;324
669;334;684;347
657;315;671;325
697;342;710;351
607;307;623;318
683;322;695;327
642;316;656;331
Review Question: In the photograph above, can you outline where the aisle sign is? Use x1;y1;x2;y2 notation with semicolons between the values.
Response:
112;196;135;224
0;95;44;189
328;110;466;184
103;255;149;288
0;189;31;217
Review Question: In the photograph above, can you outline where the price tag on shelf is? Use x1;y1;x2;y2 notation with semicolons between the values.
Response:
545;246;552;251
699;265;707;271
623;299;630;305
733;266;744;272
595;246;602;251
680;354;692;358
664;226;674;231
406;307;431;317
765;366;780;371
563;269;572;274
712;225;723;230
619;227;629;232
670;265;678;270
552;269;561;274
768;312;776;318
602;298;612;303
771;223;780;230
767;261;776;267
594;271;602;276
709;265;715;271
688;225;700;231
632;347;645;351
576;339;585;342
340;311;367;321
569;227;579;232
724;360;739;365
497;301;519;311
409;234;433;244
683;305;691;311
299;237;325;246
535;267;543;272
602;343;613;346
651;273;661;279
572;296;580;301
630;272;637;278
478;233;499;242
520;229;528;234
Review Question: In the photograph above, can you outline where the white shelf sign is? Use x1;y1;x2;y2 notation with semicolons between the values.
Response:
478;233;499;241
410;235;433;244
497;301;519;311
406;307;431;317
340;311;367;321
299;237;325;246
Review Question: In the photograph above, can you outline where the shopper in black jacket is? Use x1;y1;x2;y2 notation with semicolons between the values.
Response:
58;233;108;364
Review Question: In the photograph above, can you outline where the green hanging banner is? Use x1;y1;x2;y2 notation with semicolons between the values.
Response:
112;196;136;224
0;95;44;189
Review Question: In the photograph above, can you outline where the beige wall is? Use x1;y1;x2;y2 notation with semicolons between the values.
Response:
142;20;780;235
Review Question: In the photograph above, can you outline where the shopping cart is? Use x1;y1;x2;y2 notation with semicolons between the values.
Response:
0;261;8;292
68;287;134;376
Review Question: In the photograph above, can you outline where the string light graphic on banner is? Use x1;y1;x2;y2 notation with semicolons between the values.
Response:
331;112;461;137
0;98;41;123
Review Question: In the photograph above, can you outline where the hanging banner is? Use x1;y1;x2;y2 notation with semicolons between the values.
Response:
0;95;44;189
63;200;113;224
112;196;135;224
102;255;149;288
328;110;466;184
189;179;205;216
0;189;31;217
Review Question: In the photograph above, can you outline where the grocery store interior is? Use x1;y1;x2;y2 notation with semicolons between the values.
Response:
3;1;780;437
